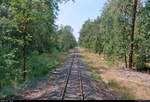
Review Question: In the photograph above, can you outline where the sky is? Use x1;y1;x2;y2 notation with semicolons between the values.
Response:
56;0;107;41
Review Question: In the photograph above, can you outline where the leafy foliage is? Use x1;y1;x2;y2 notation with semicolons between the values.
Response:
0;0;76;98
79;0;150;69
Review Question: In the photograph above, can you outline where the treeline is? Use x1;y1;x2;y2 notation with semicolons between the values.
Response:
0;0;76;97
79;0;150;70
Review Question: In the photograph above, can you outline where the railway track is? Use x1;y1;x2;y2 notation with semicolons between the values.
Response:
61;49;84;100
14;48;119;100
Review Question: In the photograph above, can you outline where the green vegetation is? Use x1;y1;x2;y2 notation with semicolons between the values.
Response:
27;51;64;79
91;70;101;81
79;0;150;70
0;0;77;98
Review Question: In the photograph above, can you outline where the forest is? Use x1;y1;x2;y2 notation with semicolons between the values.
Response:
0;0;150;100
0;0;77;98
79;0;150;71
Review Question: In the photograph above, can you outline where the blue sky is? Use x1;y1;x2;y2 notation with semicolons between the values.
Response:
56;0;107;41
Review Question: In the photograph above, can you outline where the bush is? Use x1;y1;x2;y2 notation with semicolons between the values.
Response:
136;54;146;71
27;51;60;79
0;50;66;99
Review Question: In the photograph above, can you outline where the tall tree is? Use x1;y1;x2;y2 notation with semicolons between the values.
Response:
129;0;138;69
79;0;147;69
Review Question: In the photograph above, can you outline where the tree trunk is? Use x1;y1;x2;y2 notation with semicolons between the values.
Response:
129;0;138;69
23;30;26;81
125;52;128;68
23;0;32;81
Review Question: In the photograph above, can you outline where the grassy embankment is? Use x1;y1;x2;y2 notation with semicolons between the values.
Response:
79;48;150;100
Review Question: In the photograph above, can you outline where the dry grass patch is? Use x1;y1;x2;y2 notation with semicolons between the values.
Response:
101;69;150;100
107;80;135;100
80;48;109;70
79;48;150;100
